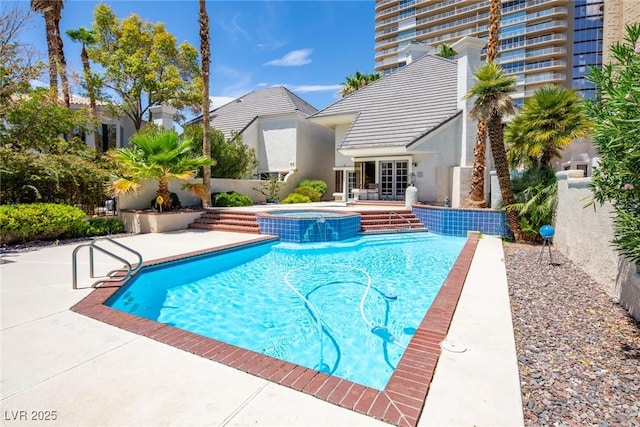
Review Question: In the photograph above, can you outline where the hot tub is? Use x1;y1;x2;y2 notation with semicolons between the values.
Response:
256;210;360;242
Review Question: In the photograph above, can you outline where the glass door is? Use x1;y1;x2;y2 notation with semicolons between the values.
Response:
380;161;408;200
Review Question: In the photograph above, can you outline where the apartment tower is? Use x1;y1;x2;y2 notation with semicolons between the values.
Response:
374;0;604;105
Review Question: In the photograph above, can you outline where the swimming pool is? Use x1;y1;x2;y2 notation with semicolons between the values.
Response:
107;233;465;390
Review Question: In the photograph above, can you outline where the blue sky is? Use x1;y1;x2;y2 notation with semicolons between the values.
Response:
15;0;376;116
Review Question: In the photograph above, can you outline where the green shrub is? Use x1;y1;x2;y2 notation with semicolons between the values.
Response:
298;179;327;198
0;203;85;244
294;186;322;202
62;217;126;239
586;24;640;264
282;193;312;204
213;191;253;207
507;166;557;242
0;147;111;214
150;192;181;210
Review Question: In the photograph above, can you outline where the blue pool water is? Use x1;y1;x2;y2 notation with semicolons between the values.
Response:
107;233;465;390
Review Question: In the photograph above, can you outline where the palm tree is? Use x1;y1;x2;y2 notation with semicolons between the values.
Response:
107;129;214;211
505;85;592;169
66;27;98;120
199;0;212;207
31;0;70;107
465;0;502;208
437;44;456;59
465;62;522;241
340;71;380;97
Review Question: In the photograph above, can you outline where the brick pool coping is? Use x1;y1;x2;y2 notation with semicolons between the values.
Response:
71;232;480;427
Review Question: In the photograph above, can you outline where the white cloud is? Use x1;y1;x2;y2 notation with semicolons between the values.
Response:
216;13;250;41
288;84;342;93
210;96;235;109
265;49;313;67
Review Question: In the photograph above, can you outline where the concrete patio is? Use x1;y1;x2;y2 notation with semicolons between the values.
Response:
1;226;524;426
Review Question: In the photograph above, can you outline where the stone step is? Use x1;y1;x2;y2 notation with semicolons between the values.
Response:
193;217;259;226
356;210;426;234
188;223;261;234
188;210;259;234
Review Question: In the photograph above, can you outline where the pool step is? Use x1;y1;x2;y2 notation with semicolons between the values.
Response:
188;210;260;234
358;210;427;234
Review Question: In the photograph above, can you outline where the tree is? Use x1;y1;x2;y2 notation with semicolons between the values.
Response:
183;125;257;179
199;0;212;207
340;71;380;97
505;85;592;169
0;3;43;116
30;0;70;107
586;23;640;263
88;4;201;130
464;0;502;208
107;129;214;211
66;27;99;120
437;44;456;59
2;88;95;154
465;62;522;241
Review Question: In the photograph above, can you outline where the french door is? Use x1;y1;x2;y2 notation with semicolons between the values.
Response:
380;161;408;200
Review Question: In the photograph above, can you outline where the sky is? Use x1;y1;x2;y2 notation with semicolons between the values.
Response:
12;0;376;117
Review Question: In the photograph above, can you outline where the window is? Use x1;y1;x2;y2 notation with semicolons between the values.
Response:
99;124;117;152
399;7;415;20
399;28;416;40
335;171;343;193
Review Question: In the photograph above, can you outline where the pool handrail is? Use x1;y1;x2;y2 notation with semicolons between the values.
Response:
389;211;412;231
72;237;143;289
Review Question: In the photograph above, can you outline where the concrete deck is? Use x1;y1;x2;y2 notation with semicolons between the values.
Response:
1;225;523;426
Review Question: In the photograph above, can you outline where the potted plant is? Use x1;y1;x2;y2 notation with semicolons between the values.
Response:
254;177;283;203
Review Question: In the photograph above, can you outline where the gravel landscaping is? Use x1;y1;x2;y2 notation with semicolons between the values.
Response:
505;243;640;426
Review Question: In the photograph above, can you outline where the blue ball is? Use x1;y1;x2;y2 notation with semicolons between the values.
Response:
539;225;555;238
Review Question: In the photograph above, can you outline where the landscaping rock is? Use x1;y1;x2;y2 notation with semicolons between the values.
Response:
505;243;640;426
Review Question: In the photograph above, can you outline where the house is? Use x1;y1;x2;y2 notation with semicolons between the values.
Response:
67;94;136;151
70;96;176;151
309;37;487;207
188;86;335;189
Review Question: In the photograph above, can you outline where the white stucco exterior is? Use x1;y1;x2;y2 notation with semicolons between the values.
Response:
312;36;485;207
259;115;298;173
225;111;335;195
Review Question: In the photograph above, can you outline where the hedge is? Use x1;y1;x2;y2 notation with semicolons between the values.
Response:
0;203;85;244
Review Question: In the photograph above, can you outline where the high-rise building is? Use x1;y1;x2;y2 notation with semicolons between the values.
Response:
602;0;640;64
374;0;604;104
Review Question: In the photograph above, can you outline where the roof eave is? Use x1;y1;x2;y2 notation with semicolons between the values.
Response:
308;112;358;128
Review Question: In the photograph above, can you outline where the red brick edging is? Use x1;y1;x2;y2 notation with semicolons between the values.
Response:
71;233;479;426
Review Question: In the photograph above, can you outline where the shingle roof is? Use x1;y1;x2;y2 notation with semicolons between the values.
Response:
311;55;460;150
190;86;318;138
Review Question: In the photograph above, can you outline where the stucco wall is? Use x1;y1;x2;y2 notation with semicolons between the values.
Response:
116;179;203;210
259;116;297;172
334;124;353;168
413;118;462;204
116;178;298;210
295;115;335;196
554;171;640;321
242;120;260;174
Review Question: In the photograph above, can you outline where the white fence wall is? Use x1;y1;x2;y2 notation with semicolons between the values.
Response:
116;178;298;210
554;171;640;321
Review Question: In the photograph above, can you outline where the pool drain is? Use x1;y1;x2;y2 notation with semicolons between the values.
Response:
440;340;467;353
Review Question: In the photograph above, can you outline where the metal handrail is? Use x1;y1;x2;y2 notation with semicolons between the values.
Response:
389;211;412;231
72;237;143;289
